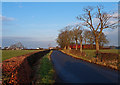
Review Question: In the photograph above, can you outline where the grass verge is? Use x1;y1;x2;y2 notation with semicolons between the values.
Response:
35;50;55;84
61;49;119;70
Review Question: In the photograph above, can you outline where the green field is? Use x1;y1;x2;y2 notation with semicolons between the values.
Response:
83;49;119;58
2;50;40;61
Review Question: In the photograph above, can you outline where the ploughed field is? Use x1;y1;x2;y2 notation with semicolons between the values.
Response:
2;50;40;61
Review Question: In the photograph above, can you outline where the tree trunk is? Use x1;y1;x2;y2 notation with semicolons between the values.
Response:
91;44;93;49
75;39;78;50
85;40;86;45
68;45;71;50
95;37;99;51
64;46;66;50
67;45;70;53
80;39;82;53
85;39;86;49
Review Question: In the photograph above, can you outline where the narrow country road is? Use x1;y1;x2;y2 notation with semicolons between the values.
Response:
51;50;119;83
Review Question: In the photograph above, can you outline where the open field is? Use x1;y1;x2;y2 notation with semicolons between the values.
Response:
83;49;119;58
2;50;40;61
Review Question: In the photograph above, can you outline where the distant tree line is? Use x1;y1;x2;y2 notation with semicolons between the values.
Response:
57;5;117;52
4;42;26;50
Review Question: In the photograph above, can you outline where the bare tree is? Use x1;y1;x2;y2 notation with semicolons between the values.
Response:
56;31;67;49
77;5;117;51
98;32;109;46
9;42;25;50
78;30;83;53
84;30;109;47
83;30;87;46
56;26;73;49
72;25;82;50
84;30;94;48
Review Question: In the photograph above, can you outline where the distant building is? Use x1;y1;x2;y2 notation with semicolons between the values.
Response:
69;44;96;49
36;48;39;49
49;47;58;50
36;47;43;50
4;47;9;50
69;44;106;49
103;46;111;49
116;46;120;49
49;47;54;50
109;46;117;49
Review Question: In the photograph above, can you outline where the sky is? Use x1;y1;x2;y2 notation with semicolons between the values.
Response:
1;2;118;48
1;0;119;2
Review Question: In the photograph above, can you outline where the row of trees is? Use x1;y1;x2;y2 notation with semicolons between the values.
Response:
57;5;117;52
57;25;109;53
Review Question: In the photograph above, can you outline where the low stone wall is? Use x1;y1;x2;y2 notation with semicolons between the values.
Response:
2;50;50;84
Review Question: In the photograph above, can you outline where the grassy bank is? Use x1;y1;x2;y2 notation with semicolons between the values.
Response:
83;49;119;58
2;50;40;61
61;49;119;70
35;50;55;84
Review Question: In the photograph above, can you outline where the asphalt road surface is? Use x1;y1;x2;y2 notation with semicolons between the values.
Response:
51;50;119;83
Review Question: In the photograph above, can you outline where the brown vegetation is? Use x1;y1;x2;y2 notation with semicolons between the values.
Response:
2;50;50;84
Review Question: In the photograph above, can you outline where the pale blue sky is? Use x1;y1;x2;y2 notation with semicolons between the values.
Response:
2;2;118;48
2;0;119;2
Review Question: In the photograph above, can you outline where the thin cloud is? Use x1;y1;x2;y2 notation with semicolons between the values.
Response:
0;15;15;21
104;28;118;46
112;12;118;18
104;28;117;35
